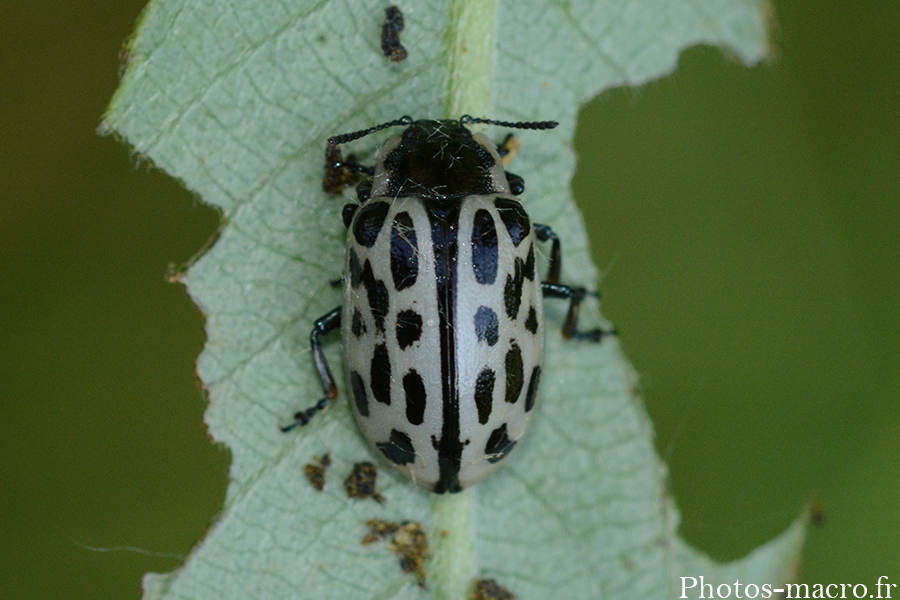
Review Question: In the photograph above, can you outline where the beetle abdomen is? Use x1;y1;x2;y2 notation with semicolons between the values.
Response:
343;195;544;492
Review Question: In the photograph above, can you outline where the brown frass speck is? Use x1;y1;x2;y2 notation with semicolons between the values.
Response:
470;578;516;600
363;519;430;587
344;461;385;503
303;453;332;491
381;6;408;62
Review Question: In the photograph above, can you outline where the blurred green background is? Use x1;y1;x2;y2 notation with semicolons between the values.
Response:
1;1;897;598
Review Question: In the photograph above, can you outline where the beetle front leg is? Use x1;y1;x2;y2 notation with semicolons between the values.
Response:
323;143;373;195
281;306;342;432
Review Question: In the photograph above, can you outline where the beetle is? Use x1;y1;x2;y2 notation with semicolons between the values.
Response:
283;116;612;493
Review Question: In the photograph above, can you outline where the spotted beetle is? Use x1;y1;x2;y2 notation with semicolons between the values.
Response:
284;116;612;493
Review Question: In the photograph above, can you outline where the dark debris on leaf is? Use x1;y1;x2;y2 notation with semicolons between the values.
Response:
303;453;332;491
362;519;430;587
470;578;516;600
381;5;408;62
344;461;385;503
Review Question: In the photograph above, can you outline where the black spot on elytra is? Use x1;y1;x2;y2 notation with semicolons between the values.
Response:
403;370;426;425
474;368;495;425
495;197;530;246
371;280;389;332
395;309;423;350
504;257;524;319
351;308;367;337
471;208;498;285
505;342;524;404
524;305;538;334
342;203;358;228
524;243;536;281
370;344;391;406
525;366;542;412
350;371;369;417
377;429;416;466
348;250;362;288
485;423;516;463
361;260;389;332
390;211;418;291
474;305;499;346
353;201;390;247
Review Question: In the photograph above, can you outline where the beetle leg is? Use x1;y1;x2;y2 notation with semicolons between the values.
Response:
323;143;373;195
535;223;615;341
505;172;525;195
533;223;562;284
541;283;614;341
281;306;342;432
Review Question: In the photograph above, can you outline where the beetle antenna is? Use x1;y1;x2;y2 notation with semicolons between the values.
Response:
328;116;414;146
459;115;559;131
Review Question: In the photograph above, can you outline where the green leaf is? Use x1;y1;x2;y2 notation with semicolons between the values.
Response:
103;0;806;599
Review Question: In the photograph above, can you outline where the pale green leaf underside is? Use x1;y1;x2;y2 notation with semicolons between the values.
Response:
104;0;805;598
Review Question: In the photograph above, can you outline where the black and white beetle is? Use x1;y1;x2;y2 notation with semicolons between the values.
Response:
284;116;612;493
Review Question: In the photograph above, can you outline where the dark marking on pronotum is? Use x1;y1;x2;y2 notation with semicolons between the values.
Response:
351;307;367;337
471;208;498;285
485;424;516;463
390;211;418;291
504;257;524;319
381;124;498;200
524;306;538;334
474;305;499;346
377;429;417;465
505;342;524;404
371;343;392;405
525;366;541;412
495;197;530;246
474;368;495;425
353;200;390;247
350;371;369;417
403;370;427;425
396;309;423;349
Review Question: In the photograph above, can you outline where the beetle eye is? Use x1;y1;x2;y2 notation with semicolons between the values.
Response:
403;125;425;140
